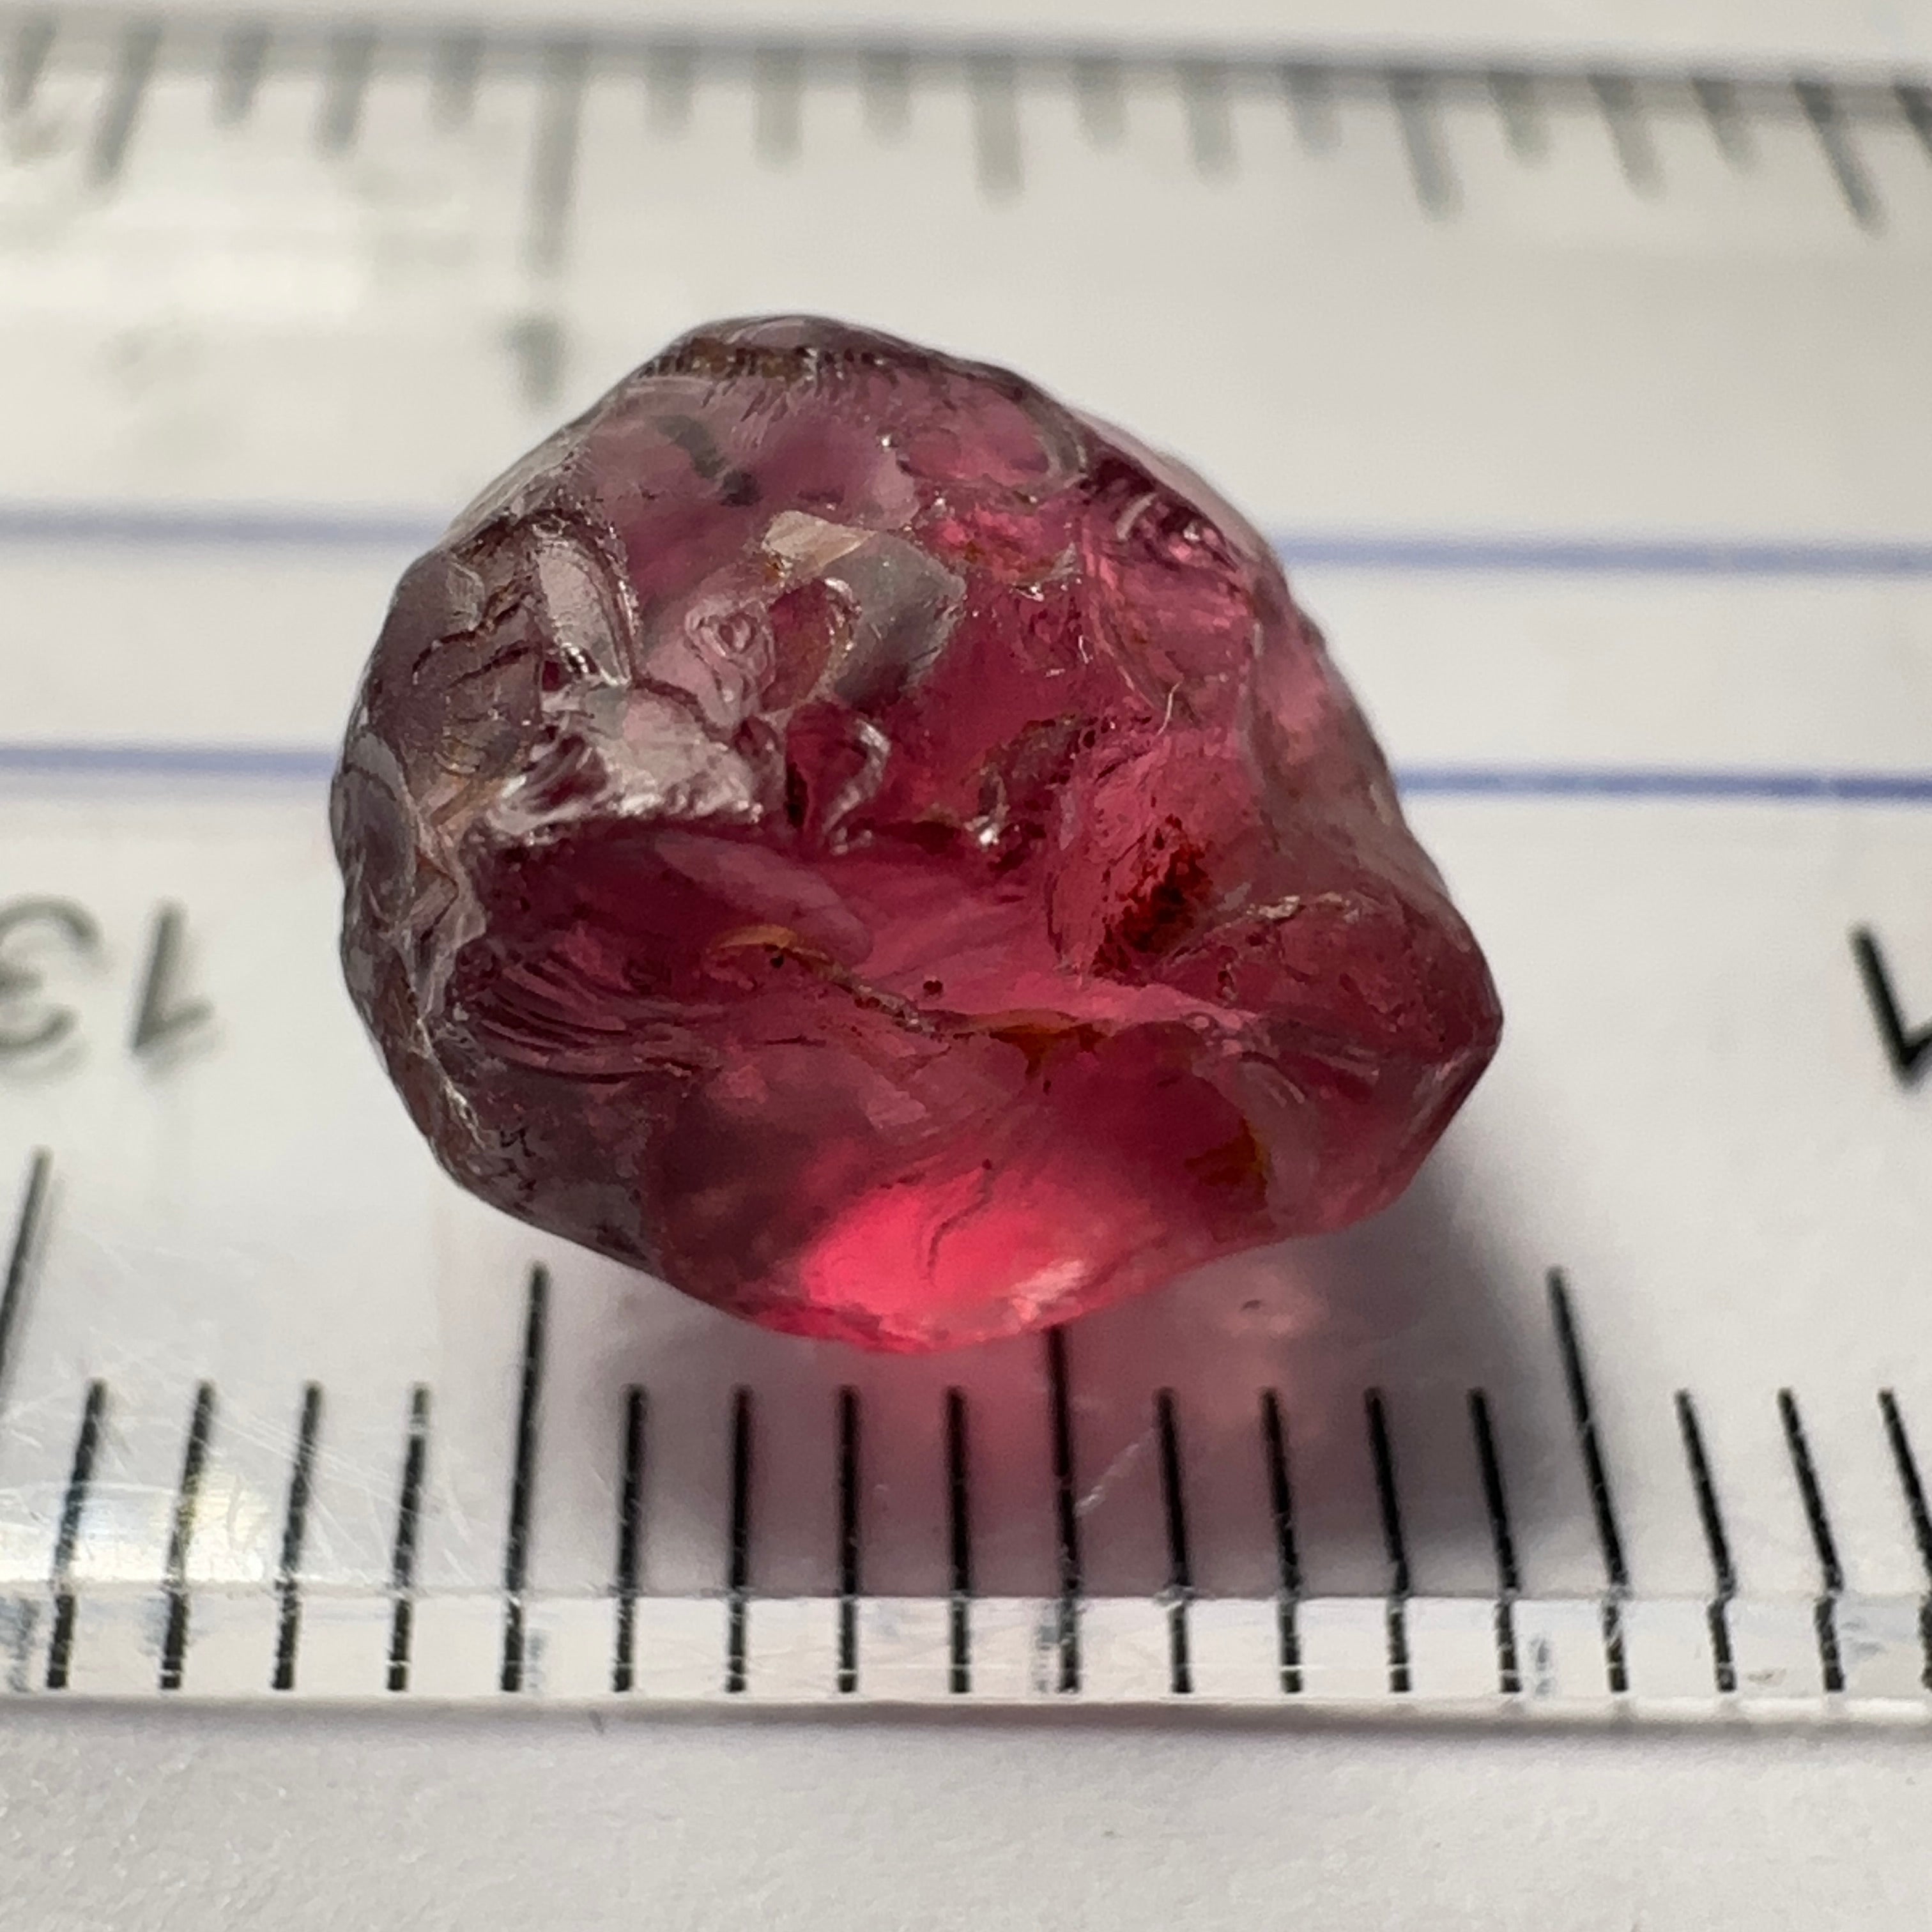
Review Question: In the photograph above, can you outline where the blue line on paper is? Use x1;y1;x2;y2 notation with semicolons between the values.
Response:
1273;533;1932;578
0;503;445;551
0;744;339;781
1;500;1929;578
1395;766;1932;802
5;742;1932;804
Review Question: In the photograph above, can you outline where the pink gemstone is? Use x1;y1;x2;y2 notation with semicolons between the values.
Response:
332;316;1501;1351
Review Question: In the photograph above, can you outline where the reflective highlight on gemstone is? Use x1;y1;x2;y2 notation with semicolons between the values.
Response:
332;316;1501;1351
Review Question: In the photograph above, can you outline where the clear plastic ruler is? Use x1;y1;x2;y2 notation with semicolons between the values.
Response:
1;4;1931;1712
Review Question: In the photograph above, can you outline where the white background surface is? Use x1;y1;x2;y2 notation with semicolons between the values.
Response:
8;1705;1932;1930
5;0;1932;1924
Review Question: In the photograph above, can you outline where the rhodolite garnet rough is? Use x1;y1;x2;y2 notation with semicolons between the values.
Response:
332;316;1501;1351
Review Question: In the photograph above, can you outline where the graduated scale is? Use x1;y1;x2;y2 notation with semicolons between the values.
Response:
1;4;1931;1708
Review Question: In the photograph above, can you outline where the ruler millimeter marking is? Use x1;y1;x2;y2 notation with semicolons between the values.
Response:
723;1386;752;1696
1673;1390;1740;1695
1045;1325;1081;1695
611;1384;646;1695
1467;1389;1522;1695
157;1381;214;1693
1388;68;1456;220
1797;77;1885;229
1589;72;1662;197
270;1382;322;1693
835;1385;861;1696
13;6;1930;97
6;1150;1932;1705
0;1148;49;1404
1259;1390;1303;1696
1154;1388;1193;1697
1876;1392;1932;1692
1548;1270;1631;1694
12;1301;1932;1704
498;1266;548;1694
385;1384;431;1695
944;1387;972;1696
42;1377;103;1692
1778;1389;1846;1694
1363;1389;1413;1696
4;6;1929;244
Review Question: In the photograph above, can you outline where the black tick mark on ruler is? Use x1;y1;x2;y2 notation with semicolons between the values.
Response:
3;14;56;118
1154;1388;1193;1696
1850;927;1932;1085
859;48;910;141
1692;76;1754;168
1900;84;1932;162
87;19;159;190
753;46;803;167
645;42;696;135
1259;1389;1302;1695
1487;70;1546;162
1777;1389;1845;1693
212;22;269;126
429;31;484;130
45;1379;105;1692
1588;73;1661;197
386;1385;431;1693
1364;1390;1411;1695
836;1385;861;1695
316;27;376;156
1673;1390;1738;1694
1282;63;1337;156
1045;1324;1081;1693
1797;79;1882;232
1467;1389;1521;1695
611;1384;647;1694
1179;61;1235;178
500;1266;548;1694
159;1383;215;1692
724;1386;753;1694
272;1383;323;1692
1073;56;1125;148
1549;1271;1629;1693
0;1149;52;1404
523;41;588;279
1877;1392;1932;1692
1388;68;1457;218
970;55;1022;202
946;1386;973;1694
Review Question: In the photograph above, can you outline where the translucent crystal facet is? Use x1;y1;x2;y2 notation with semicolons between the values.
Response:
332;316;1501;1351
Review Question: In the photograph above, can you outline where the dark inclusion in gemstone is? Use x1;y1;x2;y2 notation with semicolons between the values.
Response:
331;315;1502;1351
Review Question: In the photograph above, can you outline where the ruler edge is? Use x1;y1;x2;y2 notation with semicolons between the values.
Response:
4;4;1929;96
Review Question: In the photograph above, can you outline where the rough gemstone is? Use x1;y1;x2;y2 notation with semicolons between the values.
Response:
332;316;1502;1351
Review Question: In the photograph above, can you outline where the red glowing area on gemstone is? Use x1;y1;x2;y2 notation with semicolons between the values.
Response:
331;315;1502;1351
